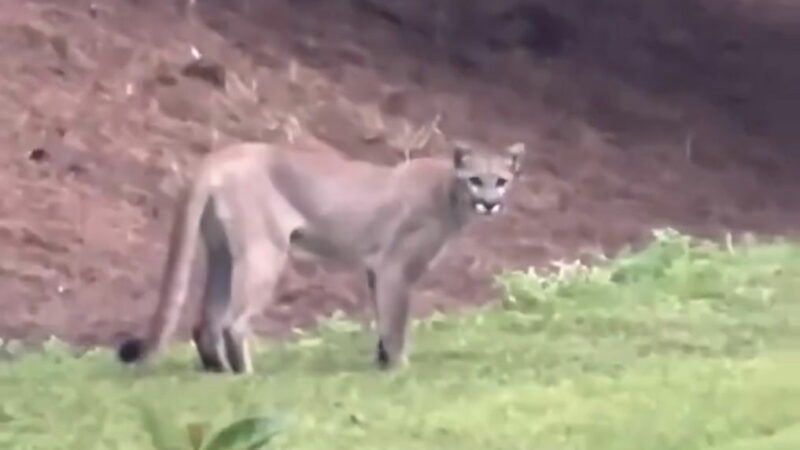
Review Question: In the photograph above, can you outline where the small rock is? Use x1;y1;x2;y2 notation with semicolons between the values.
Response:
28;148;49;162
66;162;87;176
181;59;226;89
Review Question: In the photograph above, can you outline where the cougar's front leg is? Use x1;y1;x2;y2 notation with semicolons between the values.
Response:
372;267;412;370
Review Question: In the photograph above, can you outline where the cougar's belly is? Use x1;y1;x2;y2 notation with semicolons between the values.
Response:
288;227;372;266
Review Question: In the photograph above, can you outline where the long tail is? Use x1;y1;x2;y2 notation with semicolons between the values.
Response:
117;179;210;364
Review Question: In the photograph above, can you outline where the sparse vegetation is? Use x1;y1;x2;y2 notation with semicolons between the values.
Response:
138;405;284;450
0;230;798;449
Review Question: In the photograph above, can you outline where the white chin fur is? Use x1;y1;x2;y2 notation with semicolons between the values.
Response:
474;203;501;215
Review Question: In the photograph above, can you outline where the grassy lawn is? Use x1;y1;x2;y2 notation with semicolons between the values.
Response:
1;229;799;449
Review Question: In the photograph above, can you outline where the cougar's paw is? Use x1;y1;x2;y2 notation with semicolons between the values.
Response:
376;339;390;369
375;339;408;371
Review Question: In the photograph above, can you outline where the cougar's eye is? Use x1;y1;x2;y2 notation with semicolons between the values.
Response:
496;178;508;188
468;176;483;187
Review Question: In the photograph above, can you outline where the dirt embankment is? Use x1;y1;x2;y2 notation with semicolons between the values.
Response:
1;0;799;346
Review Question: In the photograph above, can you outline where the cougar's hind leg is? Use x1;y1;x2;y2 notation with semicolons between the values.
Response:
193;195;236;373
221;324;251;375
223;241;288;374
216;176;296;374
193;243;234;372
192;326;227;372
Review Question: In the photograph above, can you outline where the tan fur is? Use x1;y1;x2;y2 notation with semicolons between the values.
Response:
117;139;526;373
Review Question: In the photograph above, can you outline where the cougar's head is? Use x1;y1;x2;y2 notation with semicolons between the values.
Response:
452;140;526;216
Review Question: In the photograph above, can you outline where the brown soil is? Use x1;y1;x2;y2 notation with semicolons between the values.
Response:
1;0;799;347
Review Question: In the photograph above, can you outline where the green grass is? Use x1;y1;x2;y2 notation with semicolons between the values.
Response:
1;228;799;449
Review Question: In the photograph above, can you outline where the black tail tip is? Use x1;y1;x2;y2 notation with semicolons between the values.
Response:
117;338;146;363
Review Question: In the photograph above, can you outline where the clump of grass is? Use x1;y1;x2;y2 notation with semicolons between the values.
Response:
0;228;798;449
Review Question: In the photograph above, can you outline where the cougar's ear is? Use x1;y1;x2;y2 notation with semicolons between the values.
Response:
452;140;474;170
506;142;526;175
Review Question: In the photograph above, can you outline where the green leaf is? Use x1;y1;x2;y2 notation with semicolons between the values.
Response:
201;415;283;450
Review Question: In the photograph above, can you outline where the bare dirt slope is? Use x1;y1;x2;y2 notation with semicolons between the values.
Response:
1;0;799;346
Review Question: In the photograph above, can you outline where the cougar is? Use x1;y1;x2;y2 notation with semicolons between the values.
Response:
117;138;526;373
